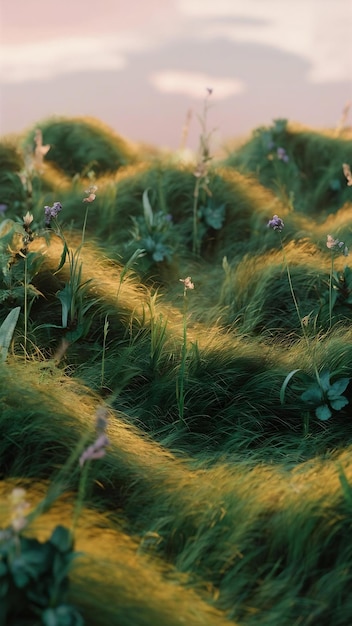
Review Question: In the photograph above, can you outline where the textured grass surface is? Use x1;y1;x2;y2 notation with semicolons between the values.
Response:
1;116;352;624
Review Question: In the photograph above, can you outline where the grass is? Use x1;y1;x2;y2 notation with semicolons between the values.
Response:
1;114;352;624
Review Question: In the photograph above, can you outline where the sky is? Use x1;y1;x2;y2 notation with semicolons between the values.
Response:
1;0;352;152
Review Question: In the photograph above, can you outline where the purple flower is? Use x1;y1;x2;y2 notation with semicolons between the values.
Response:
0;203;7;215
277;147;289;162
267;215;285;232
79;433;109;467
44;201;62;225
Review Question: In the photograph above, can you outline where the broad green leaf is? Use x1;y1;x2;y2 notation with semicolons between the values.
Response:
328;377;350;397
57;284;73;328
55;241;69;273
301;385;323;404
50;525;73;553
0;306;20;363
330;396;349;411
318;370;331;391
315;404;332;421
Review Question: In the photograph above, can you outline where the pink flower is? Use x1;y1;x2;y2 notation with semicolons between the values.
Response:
83;185;98;203
179;276;195;291
79;433;109;468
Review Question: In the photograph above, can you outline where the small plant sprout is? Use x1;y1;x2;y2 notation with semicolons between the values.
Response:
268;216;344;427
128;188;173;267
301;370;350;421
43;199;96;344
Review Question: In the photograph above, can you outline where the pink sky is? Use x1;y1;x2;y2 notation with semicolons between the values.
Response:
1;0;352;151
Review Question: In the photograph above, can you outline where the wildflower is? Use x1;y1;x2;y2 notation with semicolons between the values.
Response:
83;185;98;202
44;201;62;225
33;128;50;171
179;276;195;291
0;203;7;215
83;185;98;203
79;433;109;467
326;234;349;256
79;405;110;468
277;146;289;162
23;211;34;228
267;215;285;232
95;405;109;433
10;487;30;533
342;163;352;186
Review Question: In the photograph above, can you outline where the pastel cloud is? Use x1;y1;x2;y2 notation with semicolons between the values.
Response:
177;0;352;83
149;71;246;100
0;35;145;83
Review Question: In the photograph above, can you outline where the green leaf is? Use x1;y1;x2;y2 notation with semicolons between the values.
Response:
328;377;350;397
319;370;331;391
301;385;323;404
315;404;332;421
55;241;69;274
0;306;20;363
280;369;301;405
50;526;73;553
42;605;84;626
330;396;349;411
142;189;154;231
57;283;73;328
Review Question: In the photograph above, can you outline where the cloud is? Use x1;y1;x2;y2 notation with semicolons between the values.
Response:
0;35;145;83
149;70;246;100
177;0;352;84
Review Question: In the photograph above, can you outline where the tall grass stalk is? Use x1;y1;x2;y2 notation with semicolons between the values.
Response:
101;314;109;389
329;249;334;329
176;277;194;423
192;88;213;256
23;252;28;357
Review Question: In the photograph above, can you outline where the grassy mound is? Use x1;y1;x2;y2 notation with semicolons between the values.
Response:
1;114;352;625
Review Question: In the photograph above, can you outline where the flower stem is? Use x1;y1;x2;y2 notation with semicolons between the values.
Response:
329;251;334;329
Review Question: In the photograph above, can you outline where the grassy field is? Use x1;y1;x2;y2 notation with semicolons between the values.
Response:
1;113;352;625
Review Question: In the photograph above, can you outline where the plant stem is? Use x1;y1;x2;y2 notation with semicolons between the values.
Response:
71;462;90;537
177;290;188;423
24;253;28;358
101;314;109;388
280;237;321;387
329;251;334;329
192;178;201;256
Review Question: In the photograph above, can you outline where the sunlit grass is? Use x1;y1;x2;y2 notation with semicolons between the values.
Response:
1;114;352;624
